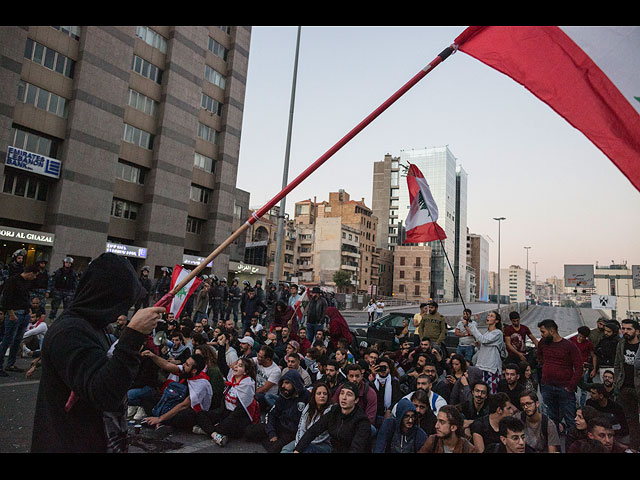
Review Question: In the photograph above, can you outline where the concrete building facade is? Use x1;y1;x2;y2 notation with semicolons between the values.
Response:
0;26;251;281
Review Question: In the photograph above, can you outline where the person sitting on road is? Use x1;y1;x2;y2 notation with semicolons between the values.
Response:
418;404;479;453
484;416;534;453
374;397;428;453
470;392;517;453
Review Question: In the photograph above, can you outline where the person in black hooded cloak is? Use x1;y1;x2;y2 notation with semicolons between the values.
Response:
30;252;165;453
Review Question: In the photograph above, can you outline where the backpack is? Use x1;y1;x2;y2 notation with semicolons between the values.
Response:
519;410;551;451
152;381;188;417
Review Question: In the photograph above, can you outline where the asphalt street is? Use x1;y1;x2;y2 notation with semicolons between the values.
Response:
0;303;603;453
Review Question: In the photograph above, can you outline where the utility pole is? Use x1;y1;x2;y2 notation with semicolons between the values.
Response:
274;26;301;286
494;217;506;312
524;246;531;303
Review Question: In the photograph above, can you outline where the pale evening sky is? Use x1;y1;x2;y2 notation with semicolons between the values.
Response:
235;26;640;283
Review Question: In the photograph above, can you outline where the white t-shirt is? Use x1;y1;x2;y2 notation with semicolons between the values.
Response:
455;320;477;346
375;302;384;313
253;357;281;395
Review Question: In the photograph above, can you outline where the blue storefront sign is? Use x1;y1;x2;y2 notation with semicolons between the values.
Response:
6;146;61;179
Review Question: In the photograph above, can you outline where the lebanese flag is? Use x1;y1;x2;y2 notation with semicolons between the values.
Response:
454;26;640;192
293;287;308;322
404;163;447;243
168;265;202;317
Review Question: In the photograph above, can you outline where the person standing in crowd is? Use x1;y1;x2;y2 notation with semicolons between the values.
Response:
461;310;505;394
7;249;26;278
615;319;640;450
134;266;153;312
154;266;172;303
226;278;242;326
594;320;620;381
537;318;583;433
0;264;39;376
413;301;448;348
305;287;327;343
503;311;537;364
30;255;49;305
366;298;377;326
571;325;596;406
454;308;476;364
30;253;165;453
48;256;78;321
241;288;266;335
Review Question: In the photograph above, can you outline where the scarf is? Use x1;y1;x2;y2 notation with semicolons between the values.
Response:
375;374;392;410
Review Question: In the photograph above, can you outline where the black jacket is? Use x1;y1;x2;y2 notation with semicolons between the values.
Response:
265;369;310;438
1;273;31;311
31;253;147;453
295;403;371;453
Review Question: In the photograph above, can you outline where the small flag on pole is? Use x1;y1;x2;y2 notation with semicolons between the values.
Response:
404;163;447;244
168;265;202;317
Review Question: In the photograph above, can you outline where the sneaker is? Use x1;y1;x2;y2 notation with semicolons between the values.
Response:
192;425;206;435
133;407;146;422
212;432;228;447
127;406;137;420
5;365;25;372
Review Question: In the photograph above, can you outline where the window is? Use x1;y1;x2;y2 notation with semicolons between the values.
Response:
115;160;145;185
123;123;153;149
208;37;229;61
399;284;405;293
17;80;68;118
10;127;56;157
414;285;420;296
415;271;420;281
3;171;48;201
194;152;215;174
197;123;218;144
190;184;211;204
52;26;81;40
201;93;223;116
111;198;139;220
186;216;204;234
128;89;157;116
204;65;226;89
399;270;405;279
400;256;405;266
415;257;421;267
218;26;231;35
24;38;74;78
135;26;167;53
132;55;162;84
234;204;243;219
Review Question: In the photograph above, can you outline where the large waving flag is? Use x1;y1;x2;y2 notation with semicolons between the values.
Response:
168;265;202;317
404;163;447;244
454;26;640;192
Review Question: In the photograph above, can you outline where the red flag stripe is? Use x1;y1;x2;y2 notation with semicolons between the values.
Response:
404;221;446;244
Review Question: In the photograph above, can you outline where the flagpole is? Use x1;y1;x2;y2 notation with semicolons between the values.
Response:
155;41;460;309
405;165;467;311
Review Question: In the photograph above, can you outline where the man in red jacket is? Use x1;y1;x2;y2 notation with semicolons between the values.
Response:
537;319;583;433
326;307;353;350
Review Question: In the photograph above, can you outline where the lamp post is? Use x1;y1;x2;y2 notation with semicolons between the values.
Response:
524;246;531;304
493;217;506;312
532;261;538;304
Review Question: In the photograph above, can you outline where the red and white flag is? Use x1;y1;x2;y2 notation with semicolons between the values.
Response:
293;287;308;322
454;26;640;191
404;163;447;243
168;265;202;317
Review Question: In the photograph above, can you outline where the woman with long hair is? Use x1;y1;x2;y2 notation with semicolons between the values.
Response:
281;382;334;453
193;344;224;409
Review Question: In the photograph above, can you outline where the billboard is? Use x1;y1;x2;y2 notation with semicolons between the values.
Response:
633;265;640;290
592;294;616;310
564;264;594;288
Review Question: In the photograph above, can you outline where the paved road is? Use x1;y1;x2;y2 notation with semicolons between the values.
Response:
1;302;599;453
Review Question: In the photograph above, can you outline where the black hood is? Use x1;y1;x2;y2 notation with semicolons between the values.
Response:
66;253;142;329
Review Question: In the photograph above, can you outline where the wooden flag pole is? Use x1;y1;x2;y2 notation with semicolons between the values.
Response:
155;42;459;309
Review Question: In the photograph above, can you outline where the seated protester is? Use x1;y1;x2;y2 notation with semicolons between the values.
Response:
238;336;257;361
470;392;518;453
401;353;432;393
167;331;191;365
336;338;356;364
244;369;310;453
422;358;451;402
217;332;238;367
304;346;323;380
370;356;403;428
282;353;313;389
282;382;335;453
456;381;490;437
333;347;350;376
586;383;630;443
190;332;208;350
565;405;600;453
408;338;445;376
274;326;293;362
411;388;437;436
253;345;282;412
374;398;428;453
449;366;484;407
497;363;525;411
192;320;209;342
297;327;312;356
393;374;447;417
593;321;619;380
442;353;468;402
392;340;415;377
194;357;260;447
22;311;48;358
568;416;637;453
418;404;479;453
144;354;213;433
517;390;561;453
321;359;347;396
518;360;539;395
314;353;328;382
312;339;328;359
331;363;378;426
293;381;371;453
126;340;163;421
193;344;225;410
484;416;536;453
271;301;296;336
364;348;380;374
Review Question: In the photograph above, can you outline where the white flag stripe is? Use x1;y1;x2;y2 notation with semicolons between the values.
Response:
405;176;439;230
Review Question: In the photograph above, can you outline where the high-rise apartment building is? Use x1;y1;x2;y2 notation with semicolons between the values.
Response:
468;232;490;302
372;146;467;302
500;265;531;304
0;26;251;280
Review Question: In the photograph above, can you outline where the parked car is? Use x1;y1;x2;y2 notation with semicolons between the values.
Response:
353;312;459;354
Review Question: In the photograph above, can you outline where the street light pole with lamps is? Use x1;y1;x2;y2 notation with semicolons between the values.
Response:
524;246;531;303
493;217;506;313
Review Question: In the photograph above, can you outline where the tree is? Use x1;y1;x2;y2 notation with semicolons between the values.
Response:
333;270;352;293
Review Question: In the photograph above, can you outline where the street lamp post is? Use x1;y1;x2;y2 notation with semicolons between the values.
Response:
524;246;531;304
532;261;538;304
493;217;506;313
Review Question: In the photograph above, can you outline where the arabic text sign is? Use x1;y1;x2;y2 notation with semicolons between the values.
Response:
564;264;594;288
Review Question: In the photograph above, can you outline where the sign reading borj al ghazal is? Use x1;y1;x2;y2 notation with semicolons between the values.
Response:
105;242;147;259
6;146;61;179
0;225;55;246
